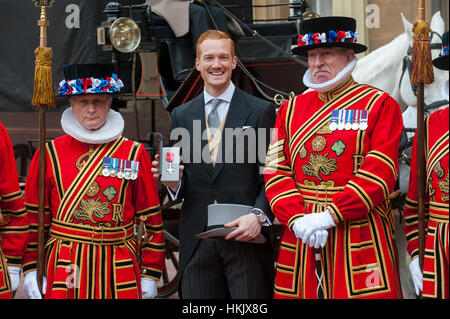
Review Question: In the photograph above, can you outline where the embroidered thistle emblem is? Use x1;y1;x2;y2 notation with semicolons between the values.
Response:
331;140;346;156
302;153;338;181
73;197;111;223
103;186;118;201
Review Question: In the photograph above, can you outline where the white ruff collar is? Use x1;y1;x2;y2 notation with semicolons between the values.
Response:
61;107;124;144
303;58;358;93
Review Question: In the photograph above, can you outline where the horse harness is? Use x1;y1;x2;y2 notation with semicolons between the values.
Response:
400;31;448;112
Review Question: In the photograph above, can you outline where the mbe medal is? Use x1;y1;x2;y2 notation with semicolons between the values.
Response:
352;110;359;130
337;110;345;131
102;157;111;177
329;110;338;131
166;152;175;175
117;159;124;179
161;147;180;183
344;110;352;130
124;160;132;180
359;110;368;130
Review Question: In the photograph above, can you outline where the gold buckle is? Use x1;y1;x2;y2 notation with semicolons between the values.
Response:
315;185;328;212
120;226;127;244
90;226;105;245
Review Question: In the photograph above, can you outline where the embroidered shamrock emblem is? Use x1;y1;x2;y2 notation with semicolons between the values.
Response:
103;186;118;201
331;140;346;156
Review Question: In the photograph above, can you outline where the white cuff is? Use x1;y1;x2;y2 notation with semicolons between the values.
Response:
166;181;182;200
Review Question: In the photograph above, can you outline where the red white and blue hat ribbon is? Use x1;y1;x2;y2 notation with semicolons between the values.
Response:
440;44;448;57
297;30;359;47
57;73;124;95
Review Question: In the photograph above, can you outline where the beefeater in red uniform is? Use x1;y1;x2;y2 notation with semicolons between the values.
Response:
264;16;403;299
403;31;449;299
22;64;165;299
0;122;29;299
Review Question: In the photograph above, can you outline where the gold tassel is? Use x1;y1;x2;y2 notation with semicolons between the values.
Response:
31;46;56;107
410;20;434;84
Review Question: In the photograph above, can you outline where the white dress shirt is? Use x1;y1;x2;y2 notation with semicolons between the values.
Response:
204;82;235;125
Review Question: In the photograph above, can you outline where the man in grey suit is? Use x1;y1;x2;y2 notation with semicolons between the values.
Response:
152;30;276;298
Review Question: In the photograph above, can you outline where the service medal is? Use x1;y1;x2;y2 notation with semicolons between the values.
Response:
351;110;359;130
124;160;132;180
102;157;111;177
117;159;124;179
131;161;139;180
329;110;338;131
344;110;352;130
359;110;368;130
337;110;345;130
110;158;118;177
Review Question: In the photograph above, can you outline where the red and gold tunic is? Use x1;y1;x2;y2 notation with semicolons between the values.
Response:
23;134;165;299
403;107;449;299
264;77;403;299
0;122;29;299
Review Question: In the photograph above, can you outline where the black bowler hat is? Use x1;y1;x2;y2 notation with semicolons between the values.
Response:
57;63;124;96
196;204;266;244
433;31;449;71
292;16;367;56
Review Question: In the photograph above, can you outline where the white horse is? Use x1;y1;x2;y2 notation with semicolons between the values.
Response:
353;11;447;112
353;11;447;193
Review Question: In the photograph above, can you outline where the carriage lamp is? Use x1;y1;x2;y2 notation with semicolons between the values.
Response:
109;17;141;53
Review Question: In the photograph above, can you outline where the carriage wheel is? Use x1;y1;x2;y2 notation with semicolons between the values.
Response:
13;143;34;184
156;229;179;298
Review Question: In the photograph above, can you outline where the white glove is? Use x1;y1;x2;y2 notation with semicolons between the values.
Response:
8;266;21;291
141;277;158;299
293;210;336;244
307;229;329;249
23;271;47;299
409;257;423;296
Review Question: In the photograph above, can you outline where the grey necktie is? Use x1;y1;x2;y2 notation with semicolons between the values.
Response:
207;98;221;135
